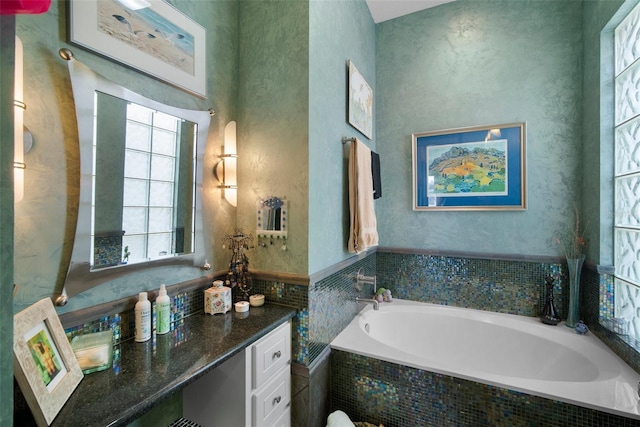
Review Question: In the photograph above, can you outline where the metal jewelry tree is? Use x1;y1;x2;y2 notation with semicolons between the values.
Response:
222;228;254;303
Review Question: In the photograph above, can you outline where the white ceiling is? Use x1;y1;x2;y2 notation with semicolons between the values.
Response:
366;0;455;23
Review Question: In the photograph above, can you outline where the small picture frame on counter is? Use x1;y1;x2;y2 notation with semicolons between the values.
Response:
13;298;84;426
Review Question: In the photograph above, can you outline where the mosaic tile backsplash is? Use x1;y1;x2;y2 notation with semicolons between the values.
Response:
308;255;377;366
376;251;564;316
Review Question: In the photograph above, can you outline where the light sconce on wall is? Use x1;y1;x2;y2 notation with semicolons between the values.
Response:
214;121;238;207
14;36;31;203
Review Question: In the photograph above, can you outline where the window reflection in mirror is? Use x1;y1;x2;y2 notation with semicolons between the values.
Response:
92;92;197;270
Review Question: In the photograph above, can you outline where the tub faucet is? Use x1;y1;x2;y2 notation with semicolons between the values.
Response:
356;297;379;310
356;270;377;294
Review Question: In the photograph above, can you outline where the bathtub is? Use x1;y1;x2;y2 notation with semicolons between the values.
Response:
330;299;640;420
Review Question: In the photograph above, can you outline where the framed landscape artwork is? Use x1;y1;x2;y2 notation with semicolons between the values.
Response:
348;60;373;139
69;0;207;98
412;123;526;211
14;298;83;426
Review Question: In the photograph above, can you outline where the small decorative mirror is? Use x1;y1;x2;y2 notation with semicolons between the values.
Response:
256;197;288;244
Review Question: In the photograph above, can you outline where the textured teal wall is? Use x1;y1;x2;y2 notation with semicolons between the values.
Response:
237;0;310;275
308;0;376;274
1;16;15;427
375;0;584;258
13;0;239;313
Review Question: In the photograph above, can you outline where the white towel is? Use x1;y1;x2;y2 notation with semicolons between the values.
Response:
348;138;379;253
326;410;355;427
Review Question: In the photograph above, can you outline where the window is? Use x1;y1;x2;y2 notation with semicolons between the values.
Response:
121;103;181;264
614;1;640;341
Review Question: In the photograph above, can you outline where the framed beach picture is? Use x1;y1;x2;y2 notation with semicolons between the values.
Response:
412;122;526;211
347;60;373;139
69;0;207;98
14;298;83;426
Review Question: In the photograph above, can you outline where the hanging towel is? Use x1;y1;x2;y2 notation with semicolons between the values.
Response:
371;151;382;199
348;138;379;253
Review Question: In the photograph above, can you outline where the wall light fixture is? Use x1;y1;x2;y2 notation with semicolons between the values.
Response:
14;36;25;203
213;121;238;207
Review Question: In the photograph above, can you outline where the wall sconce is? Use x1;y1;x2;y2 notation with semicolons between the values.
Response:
213;121;238;207
14;36;25;203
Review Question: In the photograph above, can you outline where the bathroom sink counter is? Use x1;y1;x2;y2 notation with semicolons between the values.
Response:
48;304;296;427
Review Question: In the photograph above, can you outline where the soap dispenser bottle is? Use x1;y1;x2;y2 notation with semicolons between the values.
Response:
135;292;151;342
156;284;171;335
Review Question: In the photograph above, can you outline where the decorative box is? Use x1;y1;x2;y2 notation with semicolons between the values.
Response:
204;280;232;315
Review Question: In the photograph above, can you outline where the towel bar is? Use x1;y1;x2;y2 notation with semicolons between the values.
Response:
342;136;356;144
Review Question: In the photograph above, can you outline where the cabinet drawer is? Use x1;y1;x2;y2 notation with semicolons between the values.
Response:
272;407;291;427
252;366;290;427
252;321;291;389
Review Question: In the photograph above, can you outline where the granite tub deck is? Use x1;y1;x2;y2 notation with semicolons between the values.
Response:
19;304;296;427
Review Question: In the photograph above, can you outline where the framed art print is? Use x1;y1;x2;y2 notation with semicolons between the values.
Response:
348;60;373;139
14;298;83;426
69;0;207;98
412;122;526;211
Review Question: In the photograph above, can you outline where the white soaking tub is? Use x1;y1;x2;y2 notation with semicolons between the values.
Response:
331;299;640;419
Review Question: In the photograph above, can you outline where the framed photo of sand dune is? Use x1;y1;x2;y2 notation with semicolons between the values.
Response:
69;0;207;98
412;123;526;211
14;298;83;426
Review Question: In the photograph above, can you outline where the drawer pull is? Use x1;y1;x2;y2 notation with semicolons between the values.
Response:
273;350;282;359
273;396;282;405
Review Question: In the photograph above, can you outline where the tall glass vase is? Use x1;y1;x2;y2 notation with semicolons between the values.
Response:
565;255;585;328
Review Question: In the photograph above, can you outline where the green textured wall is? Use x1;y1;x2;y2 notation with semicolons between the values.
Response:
375;0;584;258
237;0;310;275
308;0;376;274
1;16;15;427
13;0;239;314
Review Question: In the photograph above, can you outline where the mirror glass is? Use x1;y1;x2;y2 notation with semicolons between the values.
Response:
93;92;196;269
64;56;210;297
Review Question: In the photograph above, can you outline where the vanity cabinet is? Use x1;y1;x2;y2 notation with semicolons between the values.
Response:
183;320;291;426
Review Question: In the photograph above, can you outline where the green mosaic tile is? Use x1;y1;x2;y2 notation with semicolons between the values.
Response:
309;255;376;366
376;252;563;317
331;350;640;427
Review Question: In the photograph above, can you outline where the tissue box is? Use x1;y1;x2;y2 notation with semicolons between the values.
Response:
71;330;113;374
204;282;232;315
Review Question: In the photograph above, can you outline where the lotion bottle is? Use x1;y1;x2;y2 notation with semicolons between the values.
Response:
156;284;171;335
135;292;151;342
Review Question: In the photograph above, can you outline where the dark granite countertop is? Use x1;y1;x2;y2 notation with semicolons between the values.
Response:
41;304;296;427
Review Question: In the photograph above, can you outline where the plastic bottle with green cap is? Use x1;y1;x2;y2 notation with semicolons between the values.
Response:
156;284;171;335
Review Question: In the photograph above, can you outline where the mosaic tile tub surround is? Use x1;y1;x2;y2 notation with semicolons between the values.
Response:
326;251;640;426
331;350;640;427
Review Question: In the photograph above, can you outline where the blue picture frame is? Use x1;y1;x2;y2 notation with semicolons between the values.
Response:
412;123;526;210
